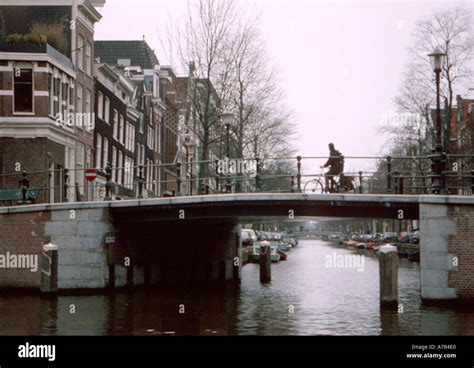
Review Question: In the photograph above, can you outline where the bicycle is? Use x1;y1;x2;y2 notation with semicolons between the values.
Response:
303;167;356;194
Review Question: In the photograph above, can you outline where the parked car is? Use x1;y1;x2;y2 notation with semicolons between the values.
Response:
241;229;257;246
410;231;420;244
255;230;267;241
398;231;414;243
383;232;398;242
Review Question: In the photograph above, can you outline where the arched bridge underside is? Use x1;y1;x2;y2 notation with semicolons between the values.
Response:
109;193;421;223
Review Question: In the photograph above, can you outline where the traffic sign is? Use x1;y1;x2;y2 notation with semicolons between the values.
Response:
85;169;97;182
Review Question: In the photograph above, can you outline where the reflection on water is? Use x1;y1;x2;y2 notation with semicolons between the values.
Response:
1;239;474;335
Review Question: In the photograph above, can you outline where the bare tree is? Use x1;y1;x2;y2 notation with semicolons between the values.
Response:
164;0;297;193
393;6;473;152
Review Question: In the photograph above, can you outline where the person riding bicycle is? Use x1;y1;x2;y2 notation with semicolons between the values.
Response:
320;143;344;192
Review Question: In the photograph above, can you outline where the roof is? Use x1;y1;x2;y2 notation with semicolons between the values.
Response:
94;40;159;69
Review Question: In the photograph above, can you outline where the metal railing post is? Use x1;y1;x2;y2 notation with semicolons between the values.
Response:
104;163;112;201
338;173;345;192
176;162;182;196
63;168;69;202
386;156;392;193
399;175;404;194
471;170;474;195
393;170;399;194
137;165;144;199
19;171;29;203
359;171;363;194
215;159;220;193
296;156;302;193
255;157;261;192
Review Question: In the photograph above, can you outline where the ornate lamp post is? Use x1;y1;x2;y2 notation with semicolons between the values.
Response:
428;48;447;194
220;112;235;193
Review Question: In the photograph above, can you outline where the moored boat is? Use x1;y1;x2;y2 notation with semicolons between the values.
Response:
247;241;281;262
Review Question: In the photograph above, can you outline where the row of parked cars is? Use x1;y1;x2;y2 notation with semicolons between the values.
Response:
349;231;419;244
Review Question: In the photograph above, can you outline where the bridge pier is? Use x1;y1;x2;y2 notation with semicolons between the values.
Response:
108;220;241;289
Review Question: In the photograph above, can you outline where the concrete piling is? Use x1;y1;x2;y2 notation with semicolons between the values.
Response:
379;244;398;308
41;243;58;295
259;245;271;283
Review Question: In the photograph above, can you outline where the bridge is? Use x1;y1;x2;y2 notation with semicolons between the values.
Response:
1;192;473;301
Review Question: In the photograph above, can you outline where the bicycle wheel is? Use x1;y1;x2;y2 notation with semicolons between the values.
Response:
303;179;325;193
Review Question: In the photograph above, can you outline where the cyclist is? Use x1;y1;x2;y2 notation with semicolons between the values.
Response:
320;143;344;192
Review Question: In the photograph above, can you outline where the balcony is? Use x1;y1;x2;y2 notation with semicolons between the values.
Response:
0;41;74;72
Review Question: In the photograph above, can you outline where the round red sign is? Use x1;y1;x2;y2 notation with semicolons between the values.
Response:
85;169;97;182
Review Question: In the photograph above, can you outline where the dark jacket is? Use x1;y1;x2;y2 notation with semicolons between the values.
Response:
324;149;344;173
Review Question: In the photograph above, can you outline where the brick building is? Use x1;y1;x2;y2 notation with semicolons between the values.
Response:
452;96;474;195
93;62;138;200
95;40;180;197
0;42;76;204
0;0;104;201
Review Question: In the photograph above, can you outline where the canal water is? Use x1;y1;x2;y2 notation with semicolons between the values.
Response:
1;239;474;335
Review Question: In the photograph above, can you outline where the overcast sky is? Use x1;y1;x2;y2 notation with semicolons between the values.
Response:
95;0;473;173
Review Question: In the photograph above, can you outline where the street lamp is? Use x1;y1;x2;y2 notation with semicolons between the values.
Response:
220;112;235;192
428;47;447;194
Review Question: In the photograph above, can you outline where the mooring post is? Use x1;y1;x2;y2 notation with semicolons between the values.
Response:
41;243;58;295
259;245;271;283
379;244;398;308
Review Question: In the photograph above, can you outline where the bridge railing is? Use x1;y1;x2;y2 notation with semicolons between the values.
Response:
0;154;473;204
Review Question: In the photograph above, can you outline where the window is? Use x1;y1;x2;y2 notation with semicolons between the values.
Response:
48;73;53;116
85;42;92;76
139;114;144;133
76;84;83;114
13;68;33;113
119;115;124;144
85;89;91;114
125;122;135;151
69;86;74;113
117;151;123;185
112;147;117;182
102;137;109;169
156;121;161;153
63;82;69;121
113;109;119;139
97;91;104;120
53;78;60;116
147;126;155;149
104;97;110;123
77;36;84;71
95;133;102;169
76;142;85;195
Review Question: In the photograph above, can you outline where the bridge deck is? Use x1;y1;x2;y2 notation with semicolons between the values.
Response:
2;193;473;222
